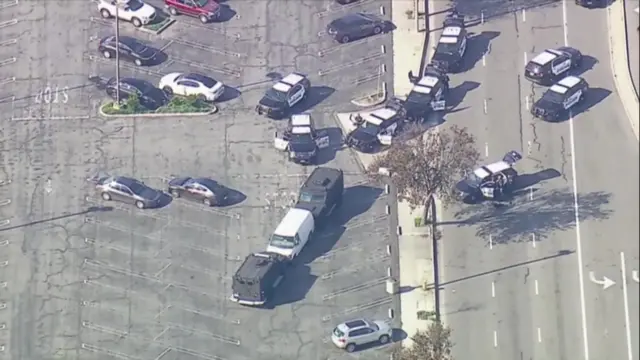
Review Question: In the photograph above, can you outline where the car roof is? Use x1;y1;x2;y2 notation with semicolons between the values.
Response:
557;76;582;88
301;167;342;191
485;161;511;174
280;73;305;86
530;50;559;65
412;85;432;94
290;114;312;127
182;73;215;85
119;36;140;47
439;36;458;44
442;26;462;37
114;176;138;187
291;126;312;134
274;208;312;237
234;252;281;282
336;12;370;25
418;75;439;88
368;108;397;123
549;84;569;94
341;319;369;330
272;82;292;93
192;178;220;190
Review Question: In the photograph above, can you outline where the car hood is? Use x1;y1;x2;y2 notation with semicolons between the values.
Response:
289;141;316;153
432;51;455;63
373;320;392;333
137;4;156;18
168;177;190;187
533;99;562;114
160;72;182;87
258;96;283;109
349;128;377;143
295;202;322;218
265;245;294;258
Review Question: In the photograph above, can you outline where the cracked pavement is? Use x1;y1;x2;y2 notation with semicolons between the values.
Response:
0;0;398;359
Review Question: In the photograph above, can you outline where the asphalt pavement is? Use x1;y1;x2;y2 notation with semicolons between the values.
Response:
0;0;399;359
436;2;639;360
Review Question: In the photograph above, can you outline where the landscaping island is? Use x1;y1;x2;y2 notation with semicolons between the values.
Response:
101;94;218;116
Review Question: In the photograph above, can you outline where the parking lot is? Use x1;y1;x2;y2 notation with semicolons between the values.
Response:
1;0;397;358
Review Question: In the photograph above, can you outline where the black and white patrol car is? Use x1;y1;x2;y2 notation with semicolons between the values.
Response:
402;70;449;122
456;151;523;202
430;15;467;73
345;107;402;153
274;114;330;164
531;76;589;121
256;73;310;118
524;47;583;85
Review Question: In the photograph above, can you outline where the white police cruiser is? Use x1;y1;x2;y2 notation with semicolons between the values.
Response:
256;73;310;118
345;108;402;153
274;114;330;165
524;47;583;85
430;15;467;73
531;76;588;121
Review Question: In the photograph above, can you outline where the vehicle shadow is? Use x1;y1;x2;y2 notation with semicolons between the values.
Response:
573;55;598;77
382;20;397;33
447;80;480;109
316;126;344;165
552;87;612;122
445;188;613;244
153;192;174;209
265;264;317;308
146;50;169;67
298;184;383;264
297;86;335;113
215;4;236;22
457;31;500;73
511;168;561;191
216;86;241;103
348;335;396;353
220;188;247;207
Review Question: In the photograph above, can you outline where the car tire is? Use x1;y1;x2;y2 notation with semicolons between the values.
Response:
135;201;145;209
199;15;209;24
168;7;178;16
163;86;173;95
134;59;143;66
100;9;111;18
339;35;350;43
103;50;112;59
345;343;356;353
101;192;111;201
170;190;180;198
373;26;382;34
132;17;142;27
379;334;390;344
203;198;212;206
197;94;207;102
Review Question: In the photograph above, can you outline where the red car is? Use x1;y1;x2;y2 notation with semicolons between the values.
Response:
165;0;220;23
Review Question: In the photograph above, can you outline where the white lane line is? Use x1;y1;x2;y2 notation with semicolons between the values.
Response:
489;235;493;250
491;281;496;298
524;52;528;66
531;233;536;248
482;54;486;66
620;252;633;360
564;3;589;357
483;99;488;114
535;279;539;295
493;330;498;347
485;142;489;157
529;187;534;200
525;95;530;110
522;9;527;22
537;327;542;343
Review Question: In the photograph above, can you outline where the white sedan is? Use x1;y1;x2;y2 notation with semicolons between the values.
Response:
159;73;225;102
98;0;156;28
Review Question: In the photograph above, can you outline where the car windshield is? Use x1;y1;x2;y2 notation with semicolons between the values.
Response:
269;234;296;249
127;181;146;195
406;91;431;104
465;171;483;187
195;0;208;6
542;90;565;104
361;121;380;135
265;88;287;102
298;191;325;203
333;327;345;337
290;133;312;144
436;41;458;55
126;0;144;11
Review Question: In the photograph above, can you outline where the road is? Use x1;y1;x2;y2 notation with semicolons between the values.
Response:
0;0;399;359
436;2;639;360
626;0;639;94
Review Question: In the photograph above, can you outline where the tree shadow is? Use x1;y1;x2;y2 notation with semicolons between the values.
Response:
264;263;317;308
447;80;481;109
446;188;613;244
297;86;335;113
458;31;500;73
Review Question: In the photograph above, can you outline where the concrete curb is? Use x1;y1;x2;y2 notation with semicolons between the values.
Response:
350;82;387;107
98;103;218;118
607;0;640;140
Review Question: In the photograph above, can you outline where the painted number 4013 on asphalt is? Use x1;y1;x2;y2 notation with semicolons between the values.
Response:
35;86;69;104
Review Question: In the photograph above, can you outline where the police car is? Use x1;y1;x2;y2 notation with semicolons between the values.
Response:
524;47;583;85
345;108;402;153
456;151;522;202
531;76;588;121
430;15;467;73
403;71;449;122
256;73;310;118
274;114;330;165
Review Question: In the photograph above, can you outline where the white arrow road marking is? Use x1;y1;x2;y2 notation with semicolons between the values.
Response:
632;270;639;283
588;271;615;290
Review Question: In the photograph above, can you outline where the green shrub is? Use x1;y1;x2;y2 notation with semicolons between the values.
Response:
102;94;212;115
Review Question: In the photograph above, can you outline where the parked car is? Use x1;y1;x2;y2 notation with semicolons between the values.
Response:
88;174;163;209
167;177;229;206
98;35;158;66
165;0;221;23
331;319;393;352
326;12;386;43
105;77;168;110
98;0;156;28
158;72;225;102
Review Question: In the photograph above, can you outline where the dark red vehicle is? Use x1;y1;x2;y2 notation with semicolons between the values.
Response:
165;0;220;23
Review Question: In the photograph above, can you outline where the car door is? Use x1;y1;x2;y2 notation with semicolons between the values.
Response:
348;328;369;344
176;80;200;96
287;84;305;107
314;129;330;150
114;184;135;204
118;43;133;62
551;56;571;76
274;130;290;151
182;0;198;15
117;2;132;20
185;183;206;202
563;87;581;109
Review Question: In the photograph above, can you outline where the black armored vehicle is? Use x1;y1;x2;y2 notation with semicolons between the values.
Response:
294;167;344;224
456;151;523;202
230;252;288;307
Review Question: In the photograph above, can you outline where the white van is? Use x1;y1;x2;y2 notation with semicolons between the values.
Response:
266;208;315;260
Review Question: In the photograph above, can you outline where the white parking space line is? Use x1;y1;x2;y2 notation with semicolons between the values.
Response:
491;281;495;297
0;39;17;47
318;53;385;76
321;297;392;322
0;58;16;67
317;36;384;57
0;19;18;29
0;0;18;10
532;233;536;248
489;235;493;249
322;277;388;301
493;330;498;347
81;343;139;360
535;279;539;295
170;38;245;58
524;52;528;66
169;57;241;78
537;327;542;343
620;252;634;360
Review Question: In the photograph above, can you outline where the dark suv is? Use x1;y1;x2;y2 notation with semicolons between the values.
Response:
230;252;288;307
294;167;344;224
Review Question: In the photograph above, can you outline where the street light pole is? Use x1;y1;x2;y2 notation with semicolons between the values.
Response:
114;3;121;107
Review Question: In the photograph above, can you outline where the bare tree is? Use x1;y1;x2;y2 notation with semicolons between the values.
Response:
395;322;455;360
367;125;480;209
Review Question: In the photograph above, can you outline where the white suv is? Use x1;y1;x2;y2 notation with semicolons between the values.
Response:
98;0;156;28
331;319;393;352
